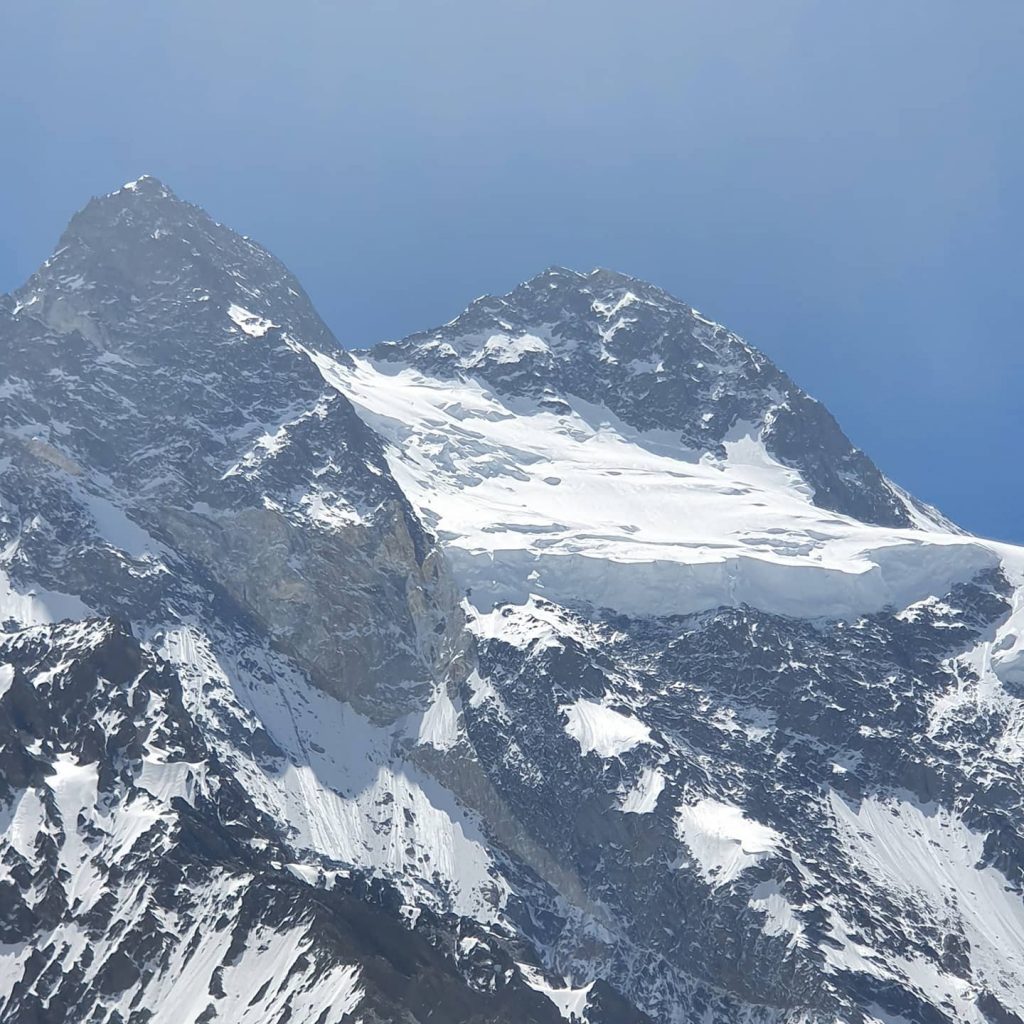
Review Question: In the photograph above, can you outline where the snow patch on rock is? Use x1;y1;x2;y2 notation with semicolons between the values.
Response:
0;570;93;628
677;798;781;886
519;965;595;1021
620;765;666;814
829;791;1024;1011
228;303;276;338
563;699;651;758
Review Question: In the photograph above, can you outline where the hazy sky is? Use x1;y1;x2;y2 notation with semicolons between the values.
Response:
2;1;1022;541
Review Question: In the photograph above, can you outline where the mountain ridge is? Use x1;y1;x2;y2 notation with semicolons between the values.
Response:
1;178;1023;1024
368;263;946;532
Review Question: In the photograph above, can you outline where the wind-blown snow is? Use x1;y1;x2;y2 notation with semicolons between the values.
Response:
928;543;1024;764
748;880;803;944
192;927;362;1024
469;332;550;365
987;566;1024;688
154;622;502;921
317;355;1001;621
0;570;93;628
519;965;595;1021
75;484;166;559
137;756;207;805
471;596;598;652
123;882;363;1024
411;685;461;751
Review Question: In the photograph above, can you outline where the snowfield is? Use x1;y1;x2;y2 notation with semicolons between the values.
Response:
320;354;1005;622
829;792;1024;1019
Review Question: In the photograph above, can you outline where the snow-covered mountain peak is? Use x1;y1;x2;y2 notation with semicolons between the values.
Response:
384;263;704;371
117;173;176;196
11;176;342;361
61;173;211;251
368;267;938;531
1;179;459;720
5;180;1024;1024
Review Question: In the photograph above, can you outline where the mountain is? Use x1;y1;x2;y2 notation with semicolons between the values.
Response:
370;265;946;531
1;178;1022;1024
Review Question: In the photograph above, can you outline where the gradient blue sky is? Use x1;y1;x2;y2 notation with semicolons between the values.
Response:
2;2;1022;541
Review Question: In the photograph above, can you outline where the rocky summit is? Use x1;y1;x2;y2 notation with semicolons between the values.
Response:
1;178;1022;1024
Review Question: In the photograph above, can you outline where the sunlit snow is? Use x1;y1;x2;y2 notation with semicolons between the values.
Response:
317;354;1001;622
227;303;276;338
677;798;781;885
563;699;652;757
829;792;1024;1013
620;765;666;814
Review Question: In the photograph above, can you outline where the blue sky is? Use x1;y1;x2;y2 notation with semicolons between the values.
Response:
2;1;1022;541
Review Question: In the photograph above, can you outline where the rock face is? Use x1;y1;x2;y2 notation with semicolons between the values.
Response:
0;619;559;1023
1;176;461;721
2;179;1024;1024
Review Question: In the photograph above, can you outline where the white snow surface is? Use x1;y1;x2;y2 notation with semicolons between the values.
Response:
180;926;362;1024
829;791;1024;1015
153;621;503;922
676;798;781;886
929;543;1024;763
0;569;93;628
409;684;462;751
75;483;167;559
318;355;1004;621
227;303;276;338
748;880;803;944
469;332;550;365
620;765;666;814
563;699;652;758
519;964;595;1021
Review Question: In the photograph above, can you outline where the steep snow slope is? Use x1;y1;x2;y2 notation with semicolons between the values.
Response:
370;266;951;531
0;619;561;1024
